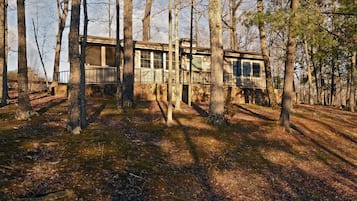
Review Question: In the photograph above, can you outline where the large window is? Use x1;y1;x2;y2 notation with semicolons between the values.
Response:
243;61;251;76
140;51;151;68
253;62;260;77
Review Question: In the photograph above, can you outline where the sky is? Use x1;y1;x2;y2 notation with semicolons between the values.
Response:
6;0;259;80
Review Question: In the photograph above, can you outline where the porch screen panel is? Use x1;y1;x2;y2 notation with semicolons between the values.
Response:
192;56;202;71
243;61;251;77
253;62;260;77
86;45;101;66
140;50;151;68
106;46;116;67
233;60;241;76
153;52;163;69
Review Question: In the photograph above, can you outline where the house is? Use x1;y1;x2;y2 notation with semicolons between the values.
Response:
59;35;268;104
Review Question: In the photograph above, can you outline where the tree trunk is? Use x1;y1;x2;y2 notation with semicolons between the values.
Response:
1;0;7;107
279;0;299;131
330;59;336;106
174;0;181;110
208;0;225;125
0;0;4;106
257;0;277;108
167;0;173;126
193;0;198;45
123;0;134;108
303;37;313;105
67;0;81;134
52;0;69;88
312;46;321;105
32;19;49;92
229;0;241;50
80;0;88;128
16;0;33;120
350;51;356;112
142;0;152;41
319;59;325;105
115;0;122;109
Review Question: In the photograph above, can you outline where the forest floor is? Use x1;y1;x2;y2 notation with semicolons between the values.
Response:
0;91;356;201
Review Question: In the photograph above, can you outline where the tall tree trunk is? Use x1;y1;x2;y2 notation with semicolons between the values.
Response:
312;46;321;104
257;0;277;108
142;0;152;41
303;37;313;105
0;0;4;106
167;0;173;126
208;0;225;125
346;63;351;106
1;0;7;107
32;19;49;92
279;0;299;131
67;0;81;134
174;0;181;110
350;51;356;112
52;0;69;88
123;0;134;108
80;0;88;128
16;0;33;120
116;0;122;109
193;0;198;45
330;59;336;106
320;59;325;105
338;65;343;107
229;0;241;50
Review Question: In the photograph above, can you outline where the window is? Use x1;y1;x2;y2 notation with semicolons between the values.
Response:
153;51;163;69
253;62;260;77
243;61;251;77
233;60;241;76
140;51;151;68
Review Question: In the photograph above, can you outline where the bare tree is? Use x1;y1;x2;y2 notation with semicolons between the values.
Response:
0;0;5;106
208;0;225;125
174;0;181;110
52;0;69;89
257;0;277;108
32;19;49;91
142;0;152;41
303;36;314;105
0;0;8;107
16;0;33;120
167;0;173;126
80;0;88;128
228;0;242;50
123;0;134;108
279;0;299;131
67;0;82;134
115;0;122;109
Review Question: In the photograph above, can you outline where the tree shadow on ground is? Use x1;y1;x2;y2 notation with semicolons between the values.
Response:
1;100;356;200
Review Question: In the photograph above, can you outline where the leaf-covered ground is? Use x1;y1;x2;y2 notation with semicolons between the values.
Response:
0;92;356;200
